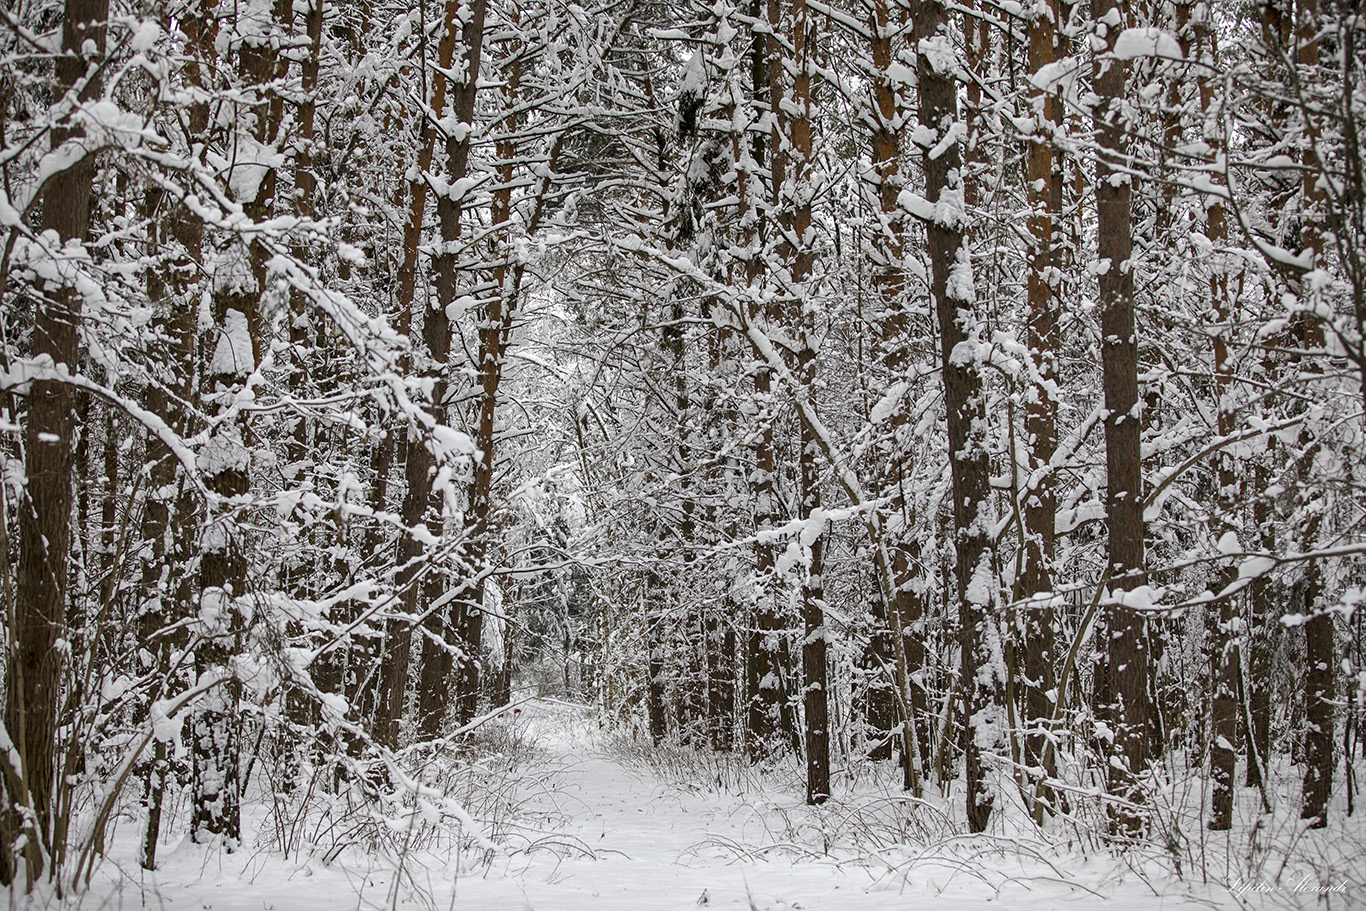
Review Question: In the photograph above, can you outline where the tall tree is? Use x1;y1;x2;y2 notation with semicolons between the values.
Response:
766;0;830;805
1093;0;1151;837
413;0;489;736
1296;0;1334;831
911;0;1001;833
737;0;795;757
861;0;929;788
1191;0;1245;832
191;0;290;845
1020;0;1063;821
2;0;109;884
376;0;488;748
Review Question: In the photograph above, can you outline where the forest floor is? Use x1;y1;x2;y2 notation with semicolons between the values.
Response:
66;699;1353;910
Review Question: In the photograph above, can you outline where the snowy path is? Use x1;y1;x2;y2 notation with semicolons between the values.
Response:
446;701;1222;911
103;699;1246;910
458;701;900;911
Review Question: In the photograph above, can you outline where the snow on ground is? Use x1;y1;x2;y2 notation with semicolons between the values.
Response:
62;700;1348;910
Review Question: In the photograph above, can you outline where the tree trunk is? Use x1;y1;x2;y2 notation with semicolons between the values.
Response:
137;170;200;868
1021;0;1062;823
1302;567;1334;828
1191;2;1243;832
913;0;1000;834
1246;454;1273;788
192;0;287;845
1093;0;1150;837
1293;0;1334;832
646;573;669;743
445;13;519;730
139;0;216;841
863;0;927;781
741;0;791;757
412;0;490;738
377;0;487;748
2;0;108;885
781;0;829;807
706;604;737;751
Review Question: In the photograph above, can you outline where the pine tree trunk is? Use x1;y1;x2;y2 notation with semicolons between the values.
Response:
1021;0;1062;822
913;0;1000;834
706;604;737;751
192;0;287;844
863;0;926;779
1246;455;1273;788
743;1;797;753
141;54;211;851
646;572;669;743
2;0;108;885
137;174;199;868
413;0;489;738
1293;0;1334;831
1302;567;1334;828
377;0;487;748
285;0;329;727
704;326;740;753
1190;3;1243;832
1093;0;1150;837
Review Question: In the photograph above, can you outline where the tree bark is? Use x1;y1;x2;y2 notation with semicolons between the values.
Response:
862;0;927;783
1246;455;1273;788
2;0;108;885
412;0;490;738
1093;0;1150;837
1020;0;1062;823
377;0;488;748
192;0;288;845
913;0;1000;834
740;0;792;757
445;13;518;729
781;0;829;807
1293;0;1334;832
1190;2;1243;832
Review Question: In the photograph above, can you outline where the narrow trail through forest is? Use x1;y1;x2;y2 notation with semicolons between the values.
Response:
108;699;1246;910
459;699;903;911
448;700;1198;911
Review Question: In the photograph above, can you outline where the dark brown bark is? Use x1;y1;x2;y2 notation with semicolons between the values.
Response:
646;573;669;743
1192;5;1242;832
1293;0;1334;831
1093;0;1150;837
350;429;395;733
2;0;107;885
410;0;490;739
1243;0;1292;791
446;16;519;730
137;175;200;868
761;0;829;807
274;0;327;789
378;0;488;748
706;605;738;751
1302;569;1334;828
141;1;215;860
1021;0;1061;822
740;0;792;757
913;0;999;833
745;388;789;757
1246;456;1273;788
191;0;286;844
703;322;740;752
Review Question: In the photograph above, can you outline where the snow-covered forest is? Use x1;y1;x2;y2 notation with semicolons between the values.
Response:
0;0;1363;905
